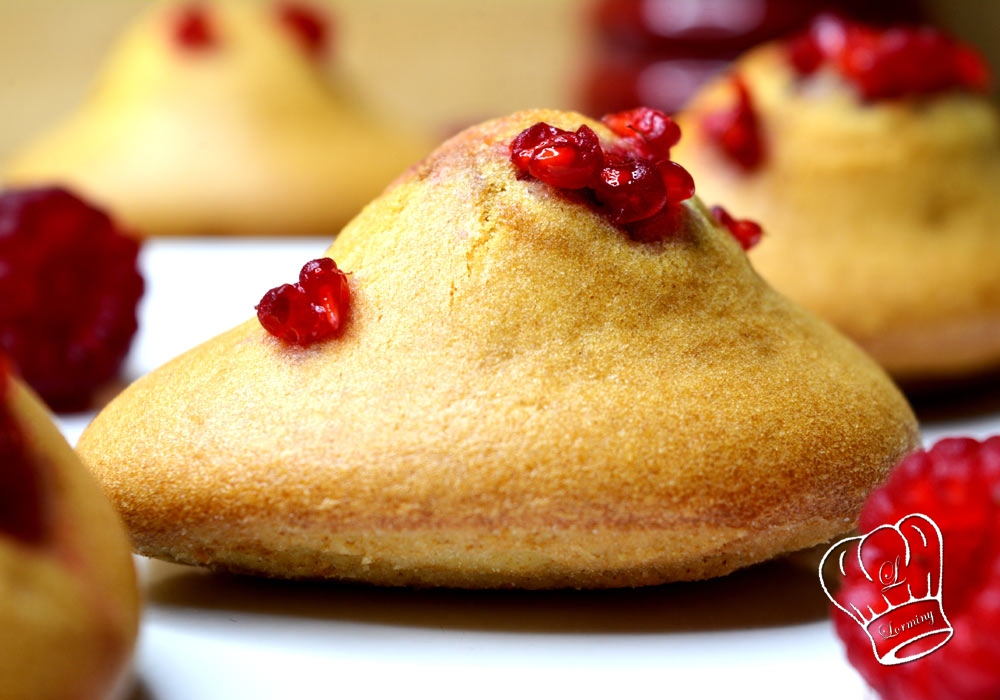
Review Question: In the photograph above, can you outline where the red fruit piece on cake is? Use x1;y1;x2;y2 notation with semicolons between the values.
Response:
701;76;765;171
256;257;351;346
711;205;763;250
786;14;992;101
274;1;331;60
510;108;696;242
172;3;218;51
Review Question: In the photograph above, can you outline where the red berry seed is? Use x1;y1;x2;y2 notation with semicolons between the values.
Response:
256;258;350;346
787;15;993;101
509;109;696;242
702;76;765;172
173;3;217;51
710;205;763;250
0;358;49;547
275;1;331;60
0;187;144;412
834;437;1000;700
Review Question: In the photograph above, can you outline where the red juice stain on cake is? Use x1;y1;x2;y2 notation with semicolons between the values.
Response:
0;359;49;547
275;1;331;60
0;187;144;412
172;3;218;51
833;437;1000;700
701;76;765;172
510;108;696;242
710;205;762;250
786;15;992;101
257;258;351;346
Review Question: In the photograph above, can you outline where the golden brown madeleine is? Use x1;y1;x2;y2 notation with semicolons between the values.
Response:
3;1;430;236
79;109;918;588
1;361;139;699
674;23;1000;383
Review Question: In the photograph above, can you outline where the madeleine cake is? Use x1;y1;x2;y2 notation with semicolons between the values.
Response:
674;16;1000;383
78;108;918;588
1;359;139;698
3;1;430;236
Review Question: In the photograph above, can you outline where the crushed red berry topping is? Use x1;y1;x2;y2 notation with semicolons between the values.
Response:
710;205;763;250
510;123;604;190
601;106;682;162
831;437;1000;700
275;2;331;60
172;3;218;51
510;108;695;242
702;76;765;172
256;258;350;346
0;187;144;412
787;15;992;101
593;155;667;225
0;357;50;547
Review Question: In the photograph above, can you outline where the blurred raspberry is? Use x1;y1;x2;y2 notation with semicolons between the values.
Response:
833;437;1000;700
0;187;144;412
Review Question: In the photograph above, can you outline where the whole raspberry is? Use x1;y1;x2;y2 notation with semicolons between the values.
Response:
0;187;144;412
832;437;1000;700
256;258;351;346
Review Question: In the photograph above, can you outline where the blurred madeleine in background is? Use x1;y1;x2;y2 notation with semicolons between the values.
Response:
0;0;996;164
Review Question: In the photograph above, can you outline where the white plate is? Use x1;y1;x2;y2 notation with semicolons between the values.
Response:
54;239;1000;700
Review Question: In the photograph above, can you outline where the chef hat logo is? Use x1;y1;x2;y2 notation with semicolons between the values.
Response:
819;513;953;665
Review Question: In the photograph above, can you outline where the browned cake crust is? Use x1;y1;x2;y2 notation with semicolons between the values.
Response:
78;109;919;588
674;45;1000;383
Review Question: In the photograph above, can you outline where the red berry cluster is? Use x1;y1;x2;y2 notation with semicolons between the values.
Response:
710;205;763;251
275;2;331;60
172;4;217;51
701;76;765;172
0;187;144;412
256;258;351;346
510;107;695;243
834;437;1000;700
0;358;48;547
787;15;992;101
